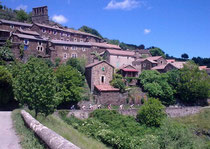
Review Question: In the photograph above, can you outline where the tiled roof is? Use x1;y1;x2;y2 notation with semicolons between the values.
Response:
17;29;40;36
0;29;10;32
85;60;114;68
51;40;91;46
199;66;207;70
34;23;101;39
136;50;151;54
91;43;121;49
170;62;186;69
146;56;162;61
0;19;32;27
166;59;175;63
95;84;119;92
144;59;157;64
12;33;46;41
151;65;167;70
106;49;135;56
122;68;138;72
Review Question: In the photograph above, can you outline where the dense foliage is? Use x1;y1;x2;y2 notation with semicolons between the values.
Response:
0;66;13;105
0;40;13;61
177;62;210;104
139;70;175;105
13;58;61;117
79;26;103;38
55;65;84;104
137;98;166;127
192;57;210;68
110;74;126;93
148;47;166;58
66;58;86;75
60;109;206;149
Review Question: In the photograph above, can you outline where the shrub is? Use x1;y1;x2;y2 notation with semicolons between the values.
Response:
0;66;13;105
66;58;86;75
137;98;166;127
110;78;126;93
13;57;61;117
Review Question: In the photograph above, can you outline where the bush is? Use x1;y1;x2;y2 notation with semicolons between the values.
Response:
66;58;86;75
0;66;13;105
110;78;126;93
137;98;166;127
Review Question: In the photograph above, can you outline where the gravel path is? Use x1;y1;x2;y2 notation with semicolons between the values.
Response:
0;111;21;149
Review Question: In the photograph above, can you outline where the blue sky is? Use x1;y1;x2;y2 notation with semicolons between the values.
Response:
2;0;210;58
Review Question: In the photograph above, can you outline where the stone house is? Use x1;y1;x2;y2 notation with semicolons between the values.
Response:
0;19;32;32
119;65;138;78
0;29;10;45
10;33;48;61
85;61;114;92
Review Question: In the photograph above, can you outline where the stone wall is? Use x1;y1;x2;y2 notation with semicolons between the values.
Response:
21;110;80;149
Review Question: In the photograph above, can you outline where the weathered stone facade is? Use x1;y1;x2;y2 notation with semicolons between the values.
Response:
85;61;114;92
32;6;49;24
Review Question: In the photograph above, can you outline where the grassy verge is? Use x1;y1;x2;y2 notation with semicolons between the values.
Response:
27;111;109;149
11;109;45;149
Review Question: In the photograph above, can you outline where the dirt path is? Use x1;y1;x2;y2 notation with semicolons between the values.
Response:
0;111;21;149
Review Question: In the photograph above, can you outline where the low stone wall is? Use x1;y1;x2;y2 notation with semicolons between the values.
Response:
21;110;80;149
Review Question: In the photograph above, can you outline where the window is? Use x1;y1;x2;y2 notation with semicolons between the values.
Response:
37;46;44;52
53;30;57;35
143;63;146;67
102;67;105;71
61;32;64;37
49;30;51;34
24;45;28;50
74;38;77;42
38;41;42;46
160;61;163;64
101;76;105;84
63;53;68;59
82;47;86;51
67;33;70;37
10;25;14;29
42;28;46;33
71;46;77;50
20;26;24;30
71;53;77;58
61;38;64;41
80;39;83;42
24;39;29;45
63;46;68;50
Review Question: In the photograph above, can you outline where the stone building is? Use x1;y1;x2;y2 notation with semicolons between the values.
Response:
32;6;49;24
85;61;114;92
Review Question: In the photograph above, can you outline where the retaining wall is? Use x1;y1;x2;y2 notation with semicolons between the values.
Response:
21;110;80;149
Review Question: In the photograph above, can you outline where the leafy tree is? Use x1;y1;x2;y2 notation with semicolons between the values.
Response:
55;65;84;104
110;78;126;93
0;40;13;61
177;61;210;104
19;44;24;59
181;53;189;59
137;98;166;127
13;57;61;117
16;9;28;22
79;25;102;38
149;47;166;58
0;66;13;105
54;57;61;67
66;58;86;75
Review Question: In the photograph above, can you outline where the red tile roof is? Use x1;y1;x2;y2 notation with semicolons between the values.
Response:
12;33;46;41
166;59;175;63
122;68;138;72
91;43;121;49
95;84;119;92
199;66;207;70
151;65;167;70
146;56;162;61
106;49;135;56
0;19;32;27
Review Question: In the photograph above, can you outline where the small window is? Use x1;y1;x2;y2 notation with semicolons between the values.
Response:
24;45;28;50
101;76;105;83
80;39;83;42
74;38;77;42
10;25;14;29
143;63;146;67
67;39;69;42
63;46;68;50
63;53;68;59
161;61;163;64
49;30;51;34
38;41;42;46
61;38;64;41
42;28;46;33
71;46;77;50
67;33;70;37
24;39;29;45
53;30;57;35
71;53;77;58
82;47;86;51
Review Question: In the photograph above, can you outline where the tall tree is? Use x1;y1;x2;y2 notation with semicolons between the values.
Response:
79;25;103;38
16;9;28;22
181;53;189;59
149;47;166;58
13;58;61;117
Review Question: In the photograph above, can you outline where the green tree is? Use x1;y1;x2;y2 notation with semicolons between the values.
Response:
55;65;84;104
110;78;126;93
0;66;13;105
13;58;61;117
0;40;13;61
16;9;28;22
181;53;189;59
79;26;102;38
149;47;166;58
137;98;166;127
177;61;210;104
66;58;86;75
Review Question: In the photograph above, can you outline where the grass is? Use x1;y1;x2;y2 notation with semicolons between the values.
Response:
11;109;45;149
28;111;109;149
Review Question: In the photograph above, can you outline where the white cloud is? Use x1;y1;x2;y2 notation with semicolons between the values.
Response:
105;0;140;10
52;15;68;24
16;4;28;11
144;29;151;34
